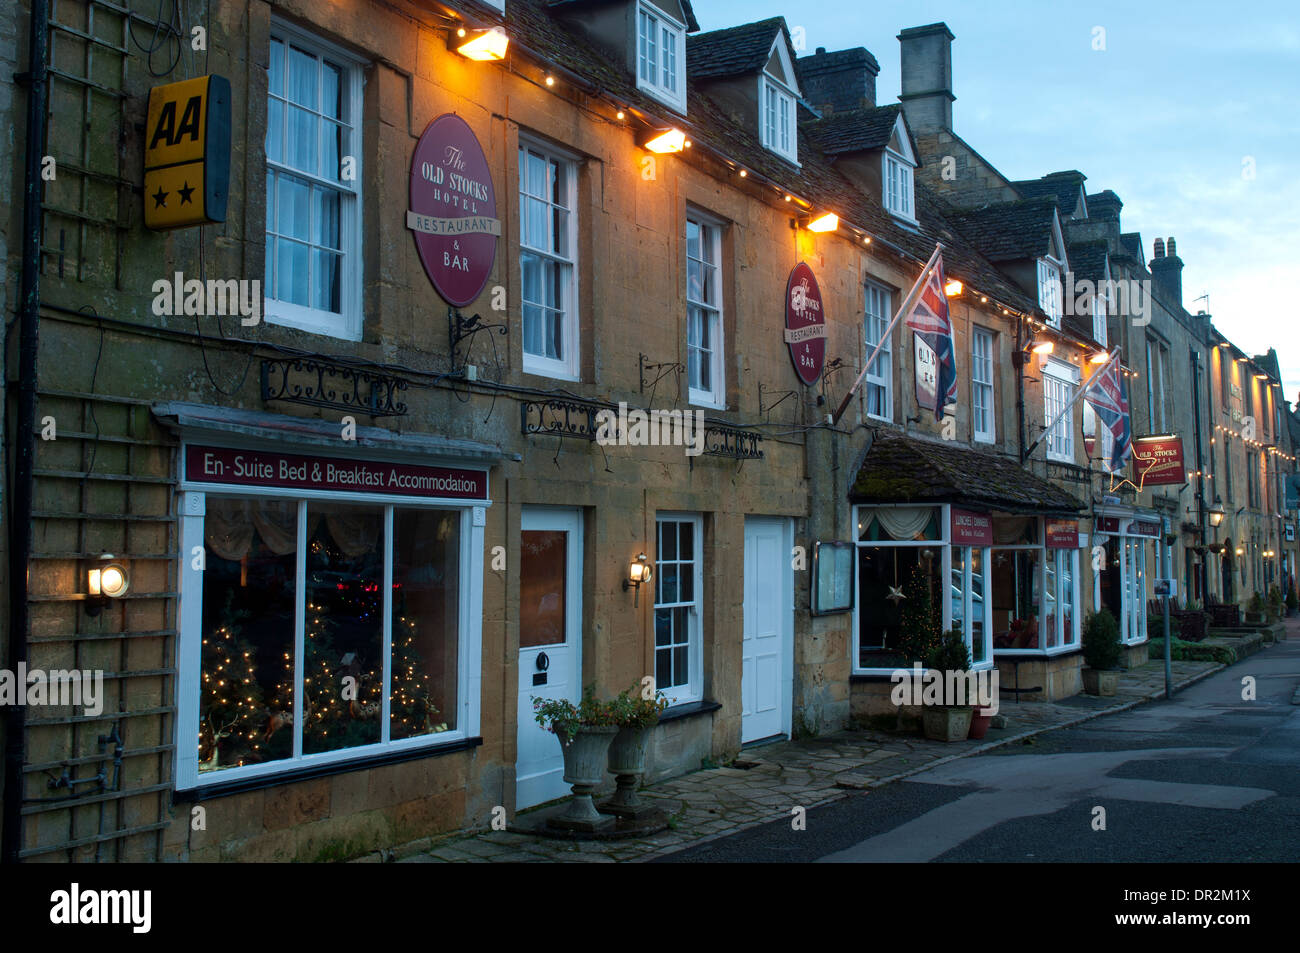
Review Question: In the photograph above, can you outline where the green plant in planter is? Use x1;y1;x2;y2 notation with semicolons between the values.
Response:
1247;591;1265;615
1287;589;1298;614
532;686;618;743
924;626;972;680
1082;609;1121;671
1147;613;1180;639
609;683;669;729
1267;585;1284;620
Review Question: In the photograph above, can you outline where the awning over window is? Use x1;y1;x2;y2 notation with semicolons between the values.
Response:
848;430;1084;516
152;401;517;464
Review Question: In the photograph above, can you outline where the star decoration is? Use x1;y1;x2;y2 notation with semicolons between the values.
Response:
152;187;168;208
177;180;195;204
886;585;907;605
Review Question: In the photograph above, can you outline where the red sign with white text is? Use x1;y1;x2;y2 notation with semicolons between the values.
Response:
784;262;827;385
1046;519;1080;549
951;508;993;546
1132;434;1186;487
185;445;488;501
408;113;499;307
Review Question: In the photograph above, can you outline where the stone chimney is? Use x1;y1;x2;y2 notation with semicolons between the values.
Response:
797;47;879;114
1150;236;1184;309
898;23;954;132
1088;190;1123;222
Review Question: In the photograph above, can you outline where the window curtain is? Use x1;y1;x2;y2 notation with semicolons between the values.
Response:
994;516;1033;545
205;499;300;561
873;507;933;541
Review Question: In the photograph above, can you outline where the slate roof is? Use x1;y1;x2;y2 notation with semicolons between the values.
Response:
1013;171;1086;215
849;430;1085;514
546;0;700;33
944;198;1060;263
1067;239;1108;283
803;104;902;155
501;1;1042;317
687;18;787;80
1118;232;1144;263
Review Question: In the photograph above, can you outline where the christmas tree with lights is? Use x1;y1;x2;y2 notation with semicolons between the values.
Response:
198;599;268;772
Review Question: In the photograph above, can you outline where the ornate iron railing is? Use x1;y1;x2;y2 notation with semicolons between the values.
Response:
260;358;409;417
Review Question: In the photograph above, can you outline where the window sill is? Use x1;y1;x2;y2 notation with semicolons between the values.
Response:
658;699;721;724
636;80;687;116
174;735;483;802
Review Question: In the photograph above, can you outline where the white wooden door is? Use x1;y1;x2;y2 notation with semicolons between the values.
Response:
515;508;583;809
742;517;793;743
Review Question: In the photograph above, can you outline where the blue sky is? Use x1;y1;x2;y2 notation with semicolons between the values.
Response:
699;0;1300;402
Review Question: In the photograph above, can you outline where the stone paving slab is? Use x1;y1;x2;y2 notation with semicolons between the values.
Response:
378;652;1245;864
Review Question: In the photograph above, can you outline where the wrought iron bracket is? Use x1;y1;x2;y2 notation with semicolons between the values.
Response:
449;308;508;369
759;382;795;417
261;358;409;417
639;352;684;394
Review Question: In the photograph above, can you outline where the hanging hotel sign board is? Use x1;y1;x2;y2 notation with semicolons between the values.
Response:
1127;518;1162;538
184;445;489;502
1132;434;1186;487
950;508;993;546
784;262;826;385
408;113;500;307
143;75;231;230
1285;472;1300;510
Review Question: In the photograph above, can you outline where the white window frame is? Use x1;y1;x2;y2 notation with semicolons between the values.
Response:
1092;288;1108;346
863;281;893;422
264;21;365;341
518;136;580;381
1037;257;1063;328
174;473;486;792
654;513;704;705
1043;360;1077;463
971;326;995;443
883;150;915;220
686;210;726;408
636;2;687;114
759;75;798;165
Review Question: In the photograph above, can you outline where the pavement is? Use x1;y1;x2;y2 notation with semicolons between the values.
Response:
368;623;1294;863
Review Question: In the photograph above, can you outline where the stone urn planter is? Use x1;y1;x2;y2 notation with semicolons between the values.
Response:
922;706;973;742
602;724;653;818
1082;668;1119;696
551;725;618;831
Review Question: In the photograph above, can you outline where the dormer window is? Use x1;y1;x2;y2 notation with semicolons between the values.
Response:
760;78;796;161
637;2;686;113
884;151;914;219
1038;257;1063;328
1092;286;1108;346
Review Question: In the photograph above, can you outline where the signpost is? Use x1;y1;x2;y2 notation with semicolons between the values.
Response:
143;75;231;230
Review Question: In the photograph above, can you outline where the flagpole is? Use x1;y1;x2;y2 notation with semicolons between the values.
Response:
1022;347;1122;463
830;242;943;426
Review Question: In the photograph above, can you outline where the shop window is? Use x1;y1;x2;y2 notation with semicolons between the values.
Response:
519;139;579;380
857;543;944;669
188;497;467;784
952;547;991;664
686;213;725;407
863;282;893;422
991;548;1040;649
655;515;703;703
265;25;363;340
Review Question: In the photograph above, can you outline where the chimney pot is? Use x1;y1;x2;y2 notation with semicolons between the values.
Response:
1167;237;1177;258
816;46;826;54
798;46;880;113
1153;238;1165;258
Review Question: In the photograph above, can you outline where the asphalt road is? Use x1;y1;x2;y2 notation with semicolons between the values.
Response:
658;638;1300;863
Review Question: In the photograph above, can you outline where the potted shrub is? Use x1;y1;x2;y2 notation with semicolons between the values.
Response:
1267;585;1284;623
602;684;668;817
1286;588;1298;617
1245;591;1265;624
1081;609;1122;695
920;628;974;742
533;687;619;829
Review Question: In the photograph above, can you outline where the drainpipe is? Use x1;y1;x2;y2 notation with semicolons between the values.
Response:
4;0;50;865
1191;348;1208;603
1015;314;1026;464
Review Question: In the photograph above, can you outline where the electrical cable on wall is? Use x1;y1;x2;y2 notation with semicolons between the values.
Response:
127;0;185;78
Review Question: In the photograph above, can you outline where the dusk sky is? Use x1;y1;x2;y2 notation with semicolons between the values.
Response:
702;0;1300;404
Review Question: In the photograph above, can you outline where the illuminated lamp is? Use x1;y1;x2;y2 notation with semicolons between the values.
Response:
644;128;686;153
457;28;509;61
807;212;838;233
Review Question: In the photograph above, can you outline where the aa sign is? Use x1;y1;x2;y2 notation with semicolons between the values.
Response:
143;75;231;229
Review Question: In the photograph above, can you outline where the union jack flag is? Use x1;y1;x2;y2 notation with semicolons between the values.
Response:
1082;355;1132;473
905;254;958;421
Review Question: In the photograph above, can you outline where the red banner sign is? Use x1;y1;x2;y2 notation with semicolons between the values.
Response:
1132;434;1186;487
1095;515;1120;535
784;262;826;386
185;445;488;501
1127;519;1162;538
409;113;499;308
950;508;993;547
1046;519;1080;549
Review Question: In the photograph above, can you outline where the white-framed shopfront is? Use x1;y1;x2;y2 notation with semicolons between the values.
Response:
1093;506;1161;646
171;433;491;793
851;503;1087;676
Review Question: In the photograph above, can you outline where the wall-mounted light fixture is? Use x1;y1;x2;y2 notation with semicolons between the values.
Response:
807;212;838;233
87;554;129;616
644;128;686;154
1089;352;1109;364
1013;338;1054;369
623;553;653;607
1235;544;1245;557
457;27;509;61
943;279;963;297
1209;497;1225;527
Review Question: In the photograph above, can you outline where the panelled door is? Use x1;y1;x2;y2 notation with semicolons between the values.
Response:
742;517;793;743
515;508;583;809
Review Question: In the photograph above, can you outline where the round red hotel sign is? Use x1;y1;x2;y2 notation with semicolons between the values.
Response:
785;262;827;385
408;113;500;307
